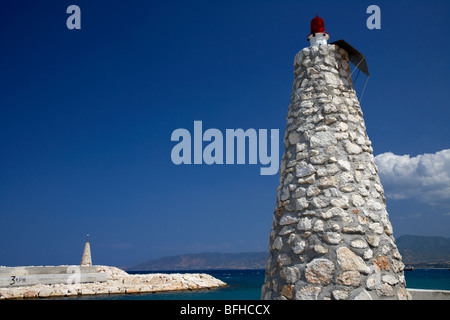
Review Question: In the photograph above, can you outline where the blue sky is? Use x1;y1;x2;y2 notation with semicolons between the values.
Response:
0;0;449;267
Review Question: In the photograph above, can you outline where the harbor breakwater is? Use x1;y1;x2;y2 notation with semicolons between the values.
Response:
0;265;227;299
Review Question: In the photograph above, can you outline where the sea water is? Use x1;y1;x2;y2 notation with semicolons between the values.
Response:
403;269;450;291
77;268;450;300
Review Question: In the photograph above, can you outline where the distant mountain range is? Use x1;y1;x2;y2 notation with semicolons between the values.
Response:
127;252;268;271
396;235;450;268
126;235;450;271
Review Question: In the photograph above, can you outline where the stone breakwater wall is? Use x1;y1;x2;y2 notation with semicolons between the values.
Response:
262;44;410;300
0;266;227;299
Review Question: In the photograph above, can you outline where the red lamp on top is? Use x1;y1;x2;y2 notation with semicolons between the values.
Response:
307;15;330;46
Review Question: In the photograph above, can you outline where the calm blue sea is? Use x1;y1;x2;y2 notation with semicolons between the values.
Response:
75;268;450;300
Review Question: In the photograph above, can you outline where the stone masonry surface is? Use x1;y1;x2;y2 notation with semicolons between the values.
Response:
0;266;227;299
261;44;411;300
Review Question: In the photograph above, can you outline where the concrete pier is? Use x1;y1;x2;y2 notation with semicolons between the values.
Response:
407;289;450;300
0;265;106;288
0;266;227;299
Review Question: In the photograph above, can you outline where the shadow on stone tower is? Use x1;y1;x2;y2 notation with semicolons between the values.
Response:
261;15;410;300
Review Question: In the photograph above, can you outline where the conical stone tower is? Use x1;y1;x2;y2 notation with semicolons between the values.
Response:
80;234;92;266
261;39;410;299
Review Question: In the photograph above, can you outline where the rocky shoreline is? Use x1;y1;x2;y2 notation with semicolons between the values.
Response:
0;266;227;299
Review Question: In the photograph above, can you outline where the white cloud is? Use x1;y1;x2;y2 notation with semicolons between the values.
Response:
375;149;450;206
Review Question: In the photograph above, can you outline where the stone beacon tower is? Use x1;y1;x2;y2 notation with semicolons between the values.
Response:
261;16;410;300
80;233;92;266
